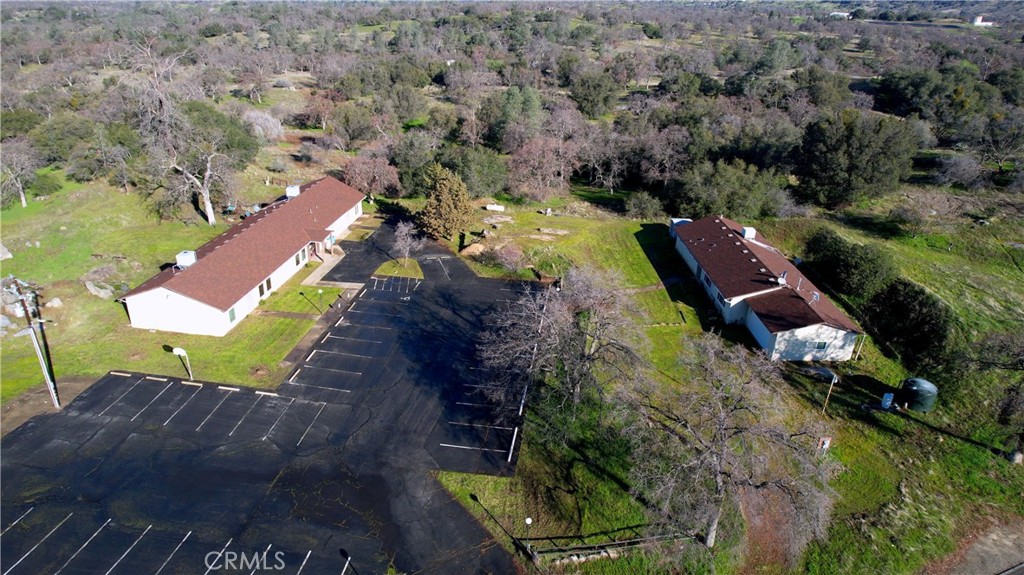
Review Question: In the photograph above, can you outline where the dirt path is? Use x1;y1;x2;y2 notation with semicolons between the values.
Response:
1;376;95;437
922;516;1024;575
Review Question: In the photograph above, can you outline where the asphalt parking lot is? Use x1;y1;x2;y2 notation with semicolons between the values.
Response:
2;221;534;574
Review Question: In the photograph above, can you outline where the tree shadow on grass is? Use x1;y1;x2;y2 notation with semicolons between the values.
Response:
832;213;905;240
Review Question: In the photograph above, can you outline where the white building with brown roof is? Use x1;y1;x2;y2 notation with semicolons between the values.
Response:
672;216;862;361
120;177;364;336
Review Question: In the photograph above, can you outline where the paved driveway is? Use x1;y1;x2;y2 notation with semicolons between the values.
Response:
1;222;534;575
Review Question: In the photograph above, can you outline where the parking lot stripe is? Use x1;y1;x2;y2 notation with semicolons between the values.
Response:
145;376;168;382
1;511;73;575
153;531;191;575
104;524;151;575
449;422;515;431
263;398;295;440
310;349;375;359
98;377;145;416
131;382;174;422
0;506;33;536
249;544;272;575
322;334;383;344
180;381;202;387
229;395;263;436
54;517;111;574
359;288;366;298
301;364;361;376
202;538;233;575
163;386;202;426
110;371;132;377
439;443;507;453
284;380;352;393
296;403;327;447
196;392;232;431
218;386;240;392
289;369;302;383
306;350;317;362
507;427;519;463
294;550;312;575
255;390;278;397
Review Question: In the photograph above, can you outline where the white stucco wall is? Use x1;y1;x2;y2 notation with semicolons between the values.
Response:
770;323;859;361
744;306;777;354
124;287;234;337
326;201;363;238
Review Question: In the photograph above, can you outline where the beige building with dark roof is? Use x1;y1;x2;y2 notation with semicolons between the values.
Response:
671;216;862;361
120;177;364;336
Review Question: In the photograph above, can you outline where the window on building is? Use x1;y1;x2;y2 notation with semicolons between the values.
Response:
258;283;265;297
716;293;726;306
295;253;300;265
301;248;307;262
703;275;712;288
815;341;828;350
229;307;236;322
265;278;271;291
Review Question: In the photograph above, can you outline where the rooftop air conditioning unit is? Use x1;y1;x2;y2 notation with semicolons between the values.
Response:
742;227;757;239
176;250;197;269
286;185;301;198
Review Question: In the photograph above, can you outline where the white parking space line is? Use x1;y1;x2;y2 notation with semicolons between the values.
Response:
229;395;263;436
104;524;151;575
322;334;383;344
131;382;174;422
163;386;203;426
300;364;362;376
507;427;519;463
0;506;34;536
455;401;491;408
54;518;111;575
284;380;352;393
289;369;302;383
2;511;74;575
347;309;399;317
294;550;312;575
334;319;393;330
262;398;295;441
202;538;233;575
310;349;375;359
249;544;272;575
195;391;233;432
153;531;191;575
98;377;145;416
439;443;507;453
449;422;515;431
296;403;327;447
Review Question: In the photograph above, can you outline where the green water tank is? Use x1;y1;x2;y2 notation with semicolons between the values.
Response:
895;378;938;413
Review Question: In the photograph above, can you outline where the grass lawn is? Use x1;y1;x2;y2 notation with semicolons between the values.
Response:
1;180;321;401
259;266;343;314
374;258;424;279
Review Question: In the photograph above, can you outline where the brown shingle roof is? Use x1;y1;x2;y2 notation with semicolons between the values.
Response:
123;177;364;311
674;216;860;334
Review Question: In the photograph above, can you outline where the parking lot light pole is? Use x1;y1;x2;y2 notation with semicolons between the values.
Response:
172;347;193;380
318;288;324;312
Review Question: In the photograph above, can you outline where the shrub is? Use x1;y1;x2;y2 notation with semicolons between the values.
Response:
625;191;665;221
864;279;956;369
804;228;898;300
26;172;62;197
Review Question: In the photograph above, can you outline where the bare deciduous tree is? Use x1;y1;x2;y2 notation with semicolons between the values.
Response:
971;332;1024;456
0;138;42;208
479;266;641;419
618;334;835;551
391;220;424;266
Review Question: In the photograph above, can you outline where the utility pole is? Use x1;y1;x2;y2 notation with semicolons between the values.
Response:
6;277;59;408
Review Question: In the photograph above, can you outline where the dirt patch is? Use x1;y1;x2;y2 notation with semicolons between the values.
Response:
248;364;270;378
738;487;797;575
921;515;1024;575
1;376;96;437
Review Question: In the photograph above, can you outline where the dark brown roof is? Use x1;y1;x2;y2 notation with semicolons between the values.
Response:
674;216;860;334
123;177;364;311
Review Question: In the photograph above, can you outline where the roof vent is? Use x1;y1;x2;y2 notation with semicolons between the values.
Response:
286;185;301;198
742;227;756;239
176;250;197;269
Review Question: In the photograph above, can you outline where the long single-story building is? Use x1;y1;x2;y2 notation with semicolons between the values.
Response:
120;177;364;336
671;216;862;361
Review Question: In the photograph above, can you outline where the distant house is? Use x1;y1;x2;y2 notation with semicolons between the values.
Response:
973;16;994;27
120;177;364;336
828;11;852;19
671;216;862;361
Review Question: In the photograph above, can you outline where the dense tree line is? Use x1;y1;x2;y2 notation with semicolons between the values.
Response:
3;1;1022;213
